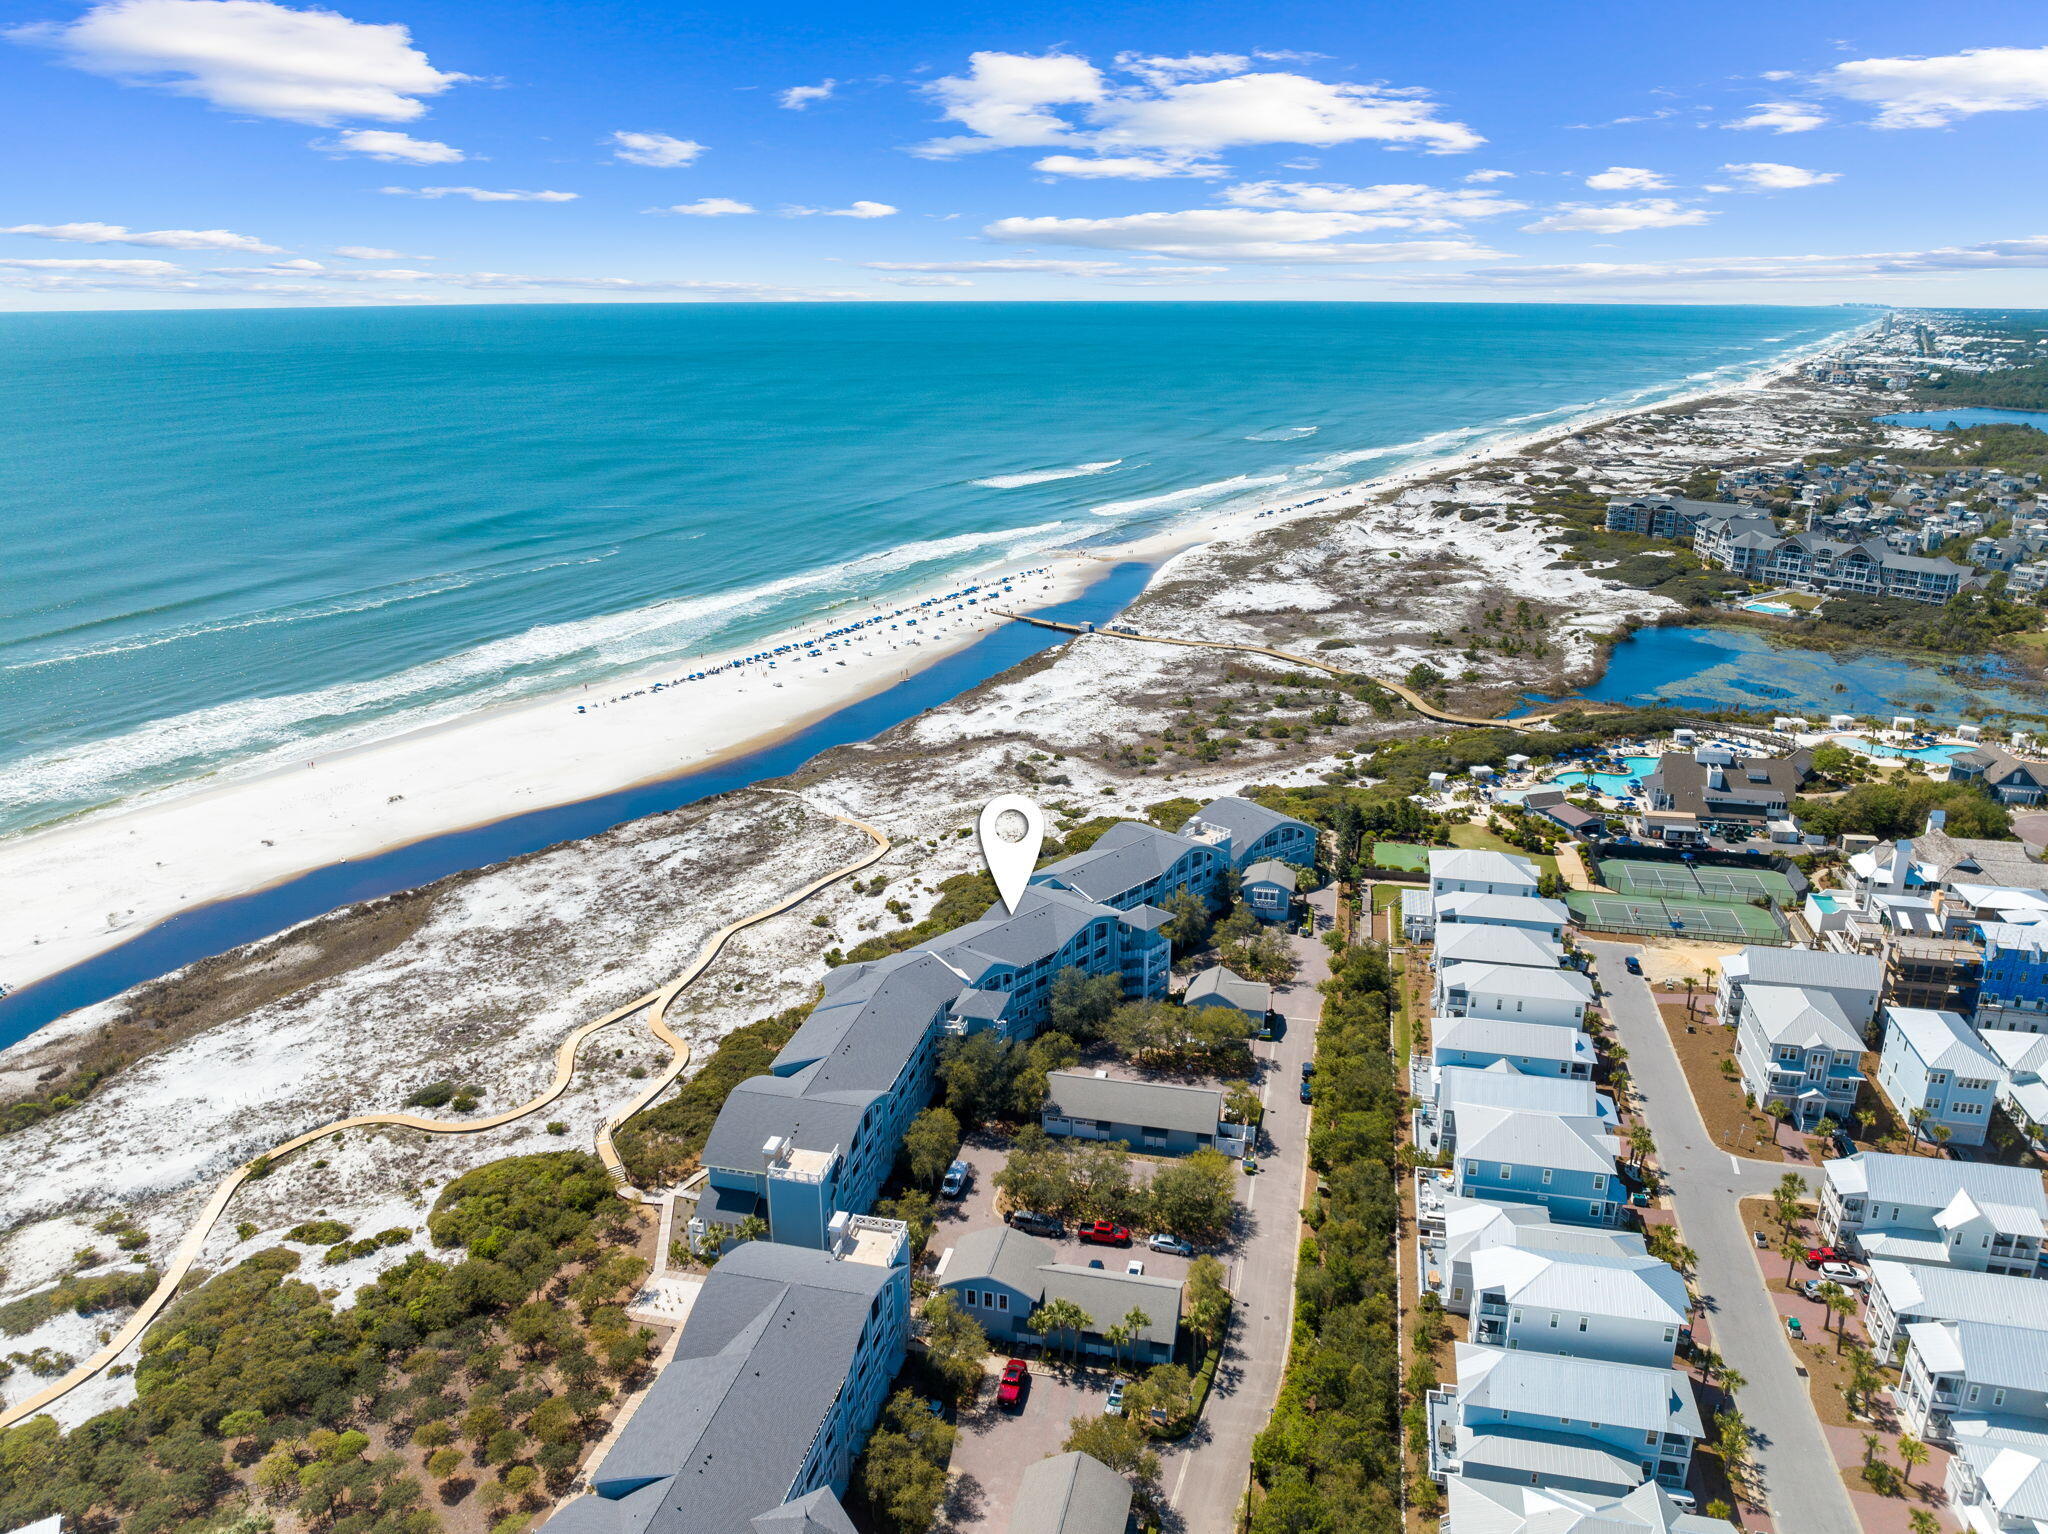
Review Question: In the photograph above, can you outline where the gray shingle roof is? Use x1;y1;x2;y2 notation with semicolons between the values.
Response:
566;1242;900;1534
1242;859;1299;890
749;1489;859;1534
942;1225;1055;1295
1043;1070;1225;1137
1036;1265;1182;1348
1183;965;1271;1015
1031;821;1211;905
929;884;1117;976
1180;796;1311;848
1008;1452;1133;1534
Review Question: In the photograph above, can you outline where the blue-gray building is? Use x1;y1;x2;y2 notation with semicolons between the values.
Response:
1030;820;1227;911
1241;859;1299;923
693;802;1267;1252
542;1222;910;1534
1452;1104;1627;1227
1179;796;1319;872
1977;923;2048;1036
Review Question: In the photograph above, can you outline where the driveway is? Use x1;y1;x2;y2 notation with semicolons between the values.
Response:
1158;886;1333;1534
930;889;1332;1533
1583;940;1854;1534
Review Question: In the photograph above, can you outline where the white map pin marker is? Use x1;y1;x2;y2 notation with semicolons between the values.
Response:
978;793;1046;915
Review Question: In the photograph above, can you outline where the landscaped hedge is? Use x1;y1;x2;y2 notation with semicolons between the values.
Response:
1248;937;1403;1533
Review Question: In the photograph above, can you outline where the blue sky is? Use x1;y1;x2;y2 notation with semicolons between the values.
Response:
3;0;2047;308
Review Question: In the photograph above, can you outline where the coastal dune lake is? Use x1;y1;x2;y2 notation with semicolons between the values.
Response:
1571;624;2048;721
0;301;1854;837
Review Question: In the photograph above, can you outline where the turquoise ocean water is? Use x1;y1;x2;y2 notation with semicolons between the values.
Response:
0;301;1856;836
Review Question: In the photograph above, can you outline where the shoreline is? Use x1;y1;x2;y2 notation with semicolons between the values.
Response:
0;323;1865;1021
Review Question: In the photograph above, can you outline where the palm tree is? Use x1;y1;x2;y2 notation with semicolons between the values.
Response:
1628;1124;1656;1168
1909;1106;1932;1150
1930;1124;1953;1157
1898;1432;1928;1492
1815;1280;1847;1332
1826;1287;1860;1350
1029;1298;1093;1367
1909;1511;1940;1534
1119;1306;1153;1371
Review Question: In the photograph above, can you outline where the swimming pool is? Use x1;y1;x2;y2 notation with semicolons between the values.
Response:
1809;893;1841;915
1743;601;1796;616
1553;755;1662;796
1836;735;1977;763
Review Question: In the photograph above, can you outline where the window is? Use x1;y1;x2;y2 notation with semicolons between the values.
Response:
1467;1161;1480;1177
1578;1317;1589;1332
1591;1174;1606;1192
1542;1168;1553;1185
1500;1164;1513;1180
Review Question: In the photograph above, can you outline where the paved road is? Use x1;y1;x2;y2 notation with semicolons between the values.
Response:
1161;886;1335;1534
1582;940;1855;1534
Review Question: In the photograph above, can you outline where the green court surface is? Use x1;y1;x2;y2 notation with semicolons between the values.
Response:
1567;890;1788;943
1371;842;1431;871
1597;857;1798;909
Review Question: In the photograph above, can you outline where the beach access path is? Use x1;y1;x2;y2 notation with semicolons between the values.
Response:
1582;940;1855;1534
0;800;889;1433
993;612;1557;730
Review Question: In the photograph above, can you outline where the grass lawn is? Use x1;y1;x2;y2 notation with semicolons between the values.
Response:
1369;840;1431;871
1447;822;1560;882
1661;1002;1785;1162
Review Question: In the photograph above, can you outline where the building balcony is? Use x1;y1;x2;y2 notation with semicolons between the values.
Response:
1426;1388;1460;1483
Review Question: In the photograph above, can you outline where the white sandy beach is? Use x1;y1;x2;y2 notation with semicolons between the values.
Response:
0;327;1860;1006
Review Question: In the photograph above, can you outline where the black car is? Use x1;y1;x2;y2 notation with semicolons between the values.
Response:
1624;955;1643;976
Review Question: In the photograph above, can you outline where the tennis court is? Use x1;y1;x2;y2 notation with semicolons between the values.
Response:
1598;857;1798;908
1568;890;1788;943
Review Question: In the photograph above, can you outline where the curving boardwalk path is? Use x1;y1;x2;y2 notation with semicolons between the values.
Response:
992;612;1558;730
0;802;889;1431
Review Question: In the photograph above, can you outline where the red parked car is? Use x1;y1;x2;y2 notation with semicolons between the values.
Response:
1805;1246;1839;1268
997;1358;1030;1410
1077;1221;1132;1246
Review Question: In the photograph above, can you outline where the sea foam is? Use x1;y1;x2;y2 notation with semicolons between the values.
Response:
974;460;1122;489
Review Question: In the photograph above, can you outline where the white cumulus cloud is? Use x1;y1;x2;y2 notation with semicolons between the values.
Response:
316;128;463;163
1819;45;2048;128
1220;180;1525;226
874;274;973;286
1583;166;1667;190
1463;168;1514;182
658;198;756;216
0;256;187;274
609;131;705;168
1033;153;1225;179
779;80;836;110
863;257;1228;276
8;0;468;124
984;207;1500;263
380;186;577;202
0;220;279;251
1720;161;1839;190
1522;199;1713;233
1724;100;1828;133
784;200;897;219
912;49;1480;159
332;245;426;259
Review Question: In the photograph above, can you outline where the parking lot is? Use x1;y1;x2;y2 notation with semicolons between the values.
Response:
930;887;1335;1533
